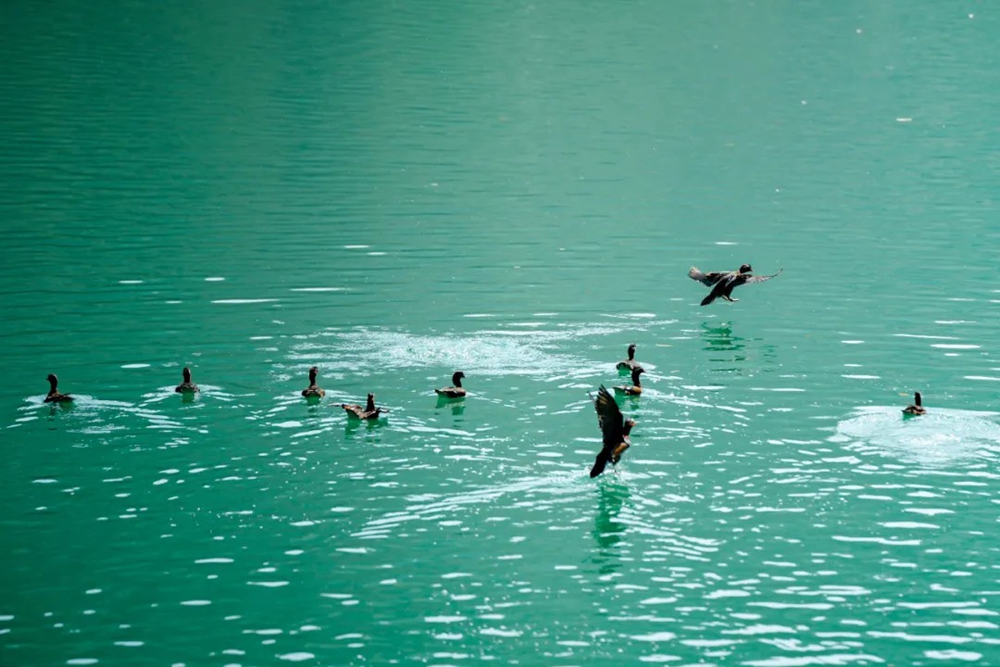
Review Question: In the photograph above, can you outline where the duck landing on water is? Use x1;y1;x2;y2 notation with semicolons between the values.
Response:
590;385;636;478
616;344;640;373
342;393;387;420
903;392;926;416
689;263;782;306
302;366;325;399
175;367;199;393
435;371;466;399
614;367;644;396
44;374;73;403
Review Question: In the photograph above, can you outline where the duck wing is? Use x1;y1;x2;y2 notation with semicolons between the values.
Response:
689;267;728;287
342;404;364;418
737;268;783;286
593;386;625;449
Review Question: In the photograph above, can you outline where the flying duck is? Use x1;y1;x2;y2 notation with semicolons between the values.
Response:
590;385;636;477
689;263;782;306
616;344;640;372
301;366;325;399
614;366;644;396
342;393;386;420
44;374;73;403
175;367;199;393
435;371;466;399
902;392;925;416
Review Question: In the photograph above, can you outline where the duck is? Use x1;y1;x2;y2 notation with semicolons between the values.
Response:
175;367;199;393
614;366;644;396
342;393;386;420
902;392;926;416
590;385;636;477
435;371;466;399
44;374;73;403
301;366;325;399
689;263;782;306
616;344;640;372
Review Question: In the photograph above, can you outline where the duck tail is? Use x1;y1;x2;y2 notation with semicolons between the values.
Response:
700;293;717;306
590;452;609;478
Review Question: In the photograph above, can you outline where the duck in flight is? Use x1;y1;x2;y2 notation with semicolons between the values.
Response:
689;263;782;306
590;385;636;477
342;393;386;420
902;392;925;416
44;374;73;403
435;371;466;399
614;366;644;396
175;367;199;393
616;344;640;372
301;366;325;399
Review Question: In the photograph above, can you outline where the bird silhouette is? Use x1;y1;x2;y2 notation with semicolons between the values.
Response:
434;371;466;399
902;392;925;416
590;385;636;478
689;263;782;306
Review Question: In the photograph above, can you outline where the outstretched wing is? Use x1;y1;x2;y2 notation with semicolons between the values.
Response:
688;267;727;287
593;385;624;448
738;268;783;286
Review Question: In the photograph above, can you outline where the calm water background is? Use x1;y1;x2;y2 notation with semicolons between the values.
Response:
3;1;1000;665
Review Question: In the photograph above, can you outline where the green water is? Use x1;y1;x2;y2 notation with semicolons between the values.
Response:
3;1;1000;665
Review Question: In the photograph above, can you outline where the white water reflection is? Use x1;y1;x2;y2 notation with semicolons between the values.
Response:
830;407;1000;467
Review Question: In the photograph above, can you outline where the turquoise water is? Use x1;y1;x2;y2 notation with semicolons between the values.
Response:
4;1;1000;665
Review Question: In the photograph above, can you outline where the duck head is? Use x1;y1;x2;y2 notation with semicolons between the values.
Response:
309;366;319;383
452;371;465;386
365;393;376;411
627;343;636;360
914;392;922;407
739;263;753;274
182;367;192;383
623;418;636;435
47;373;58;388
630;367;645;385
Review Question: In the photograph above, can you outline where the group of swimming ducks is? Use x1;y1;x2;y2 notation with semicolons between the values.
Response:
40;264;928;478
42;365;465;420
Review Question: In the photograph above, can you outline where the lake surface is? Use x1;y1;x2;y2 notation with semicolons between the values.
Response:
3;1;1000;665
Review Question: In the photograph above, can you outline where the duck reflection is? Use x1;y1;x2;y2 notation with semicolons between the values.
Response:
592;482;630;573
701;322;779;373
344;417;386;436
305;401;324;419
701;322;744;353
701;321;749;373
435;394;466;416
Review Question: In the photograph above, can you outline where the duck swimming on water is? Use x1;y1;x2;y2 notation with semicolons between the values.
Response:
342;393;386;420
175;367;199;393
616;344;640;372
614;366;644;396
435;371;466;399
44;374;73;403
590;385;636;478
689;263;782;306
903;392;926;416
302;366;325;399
